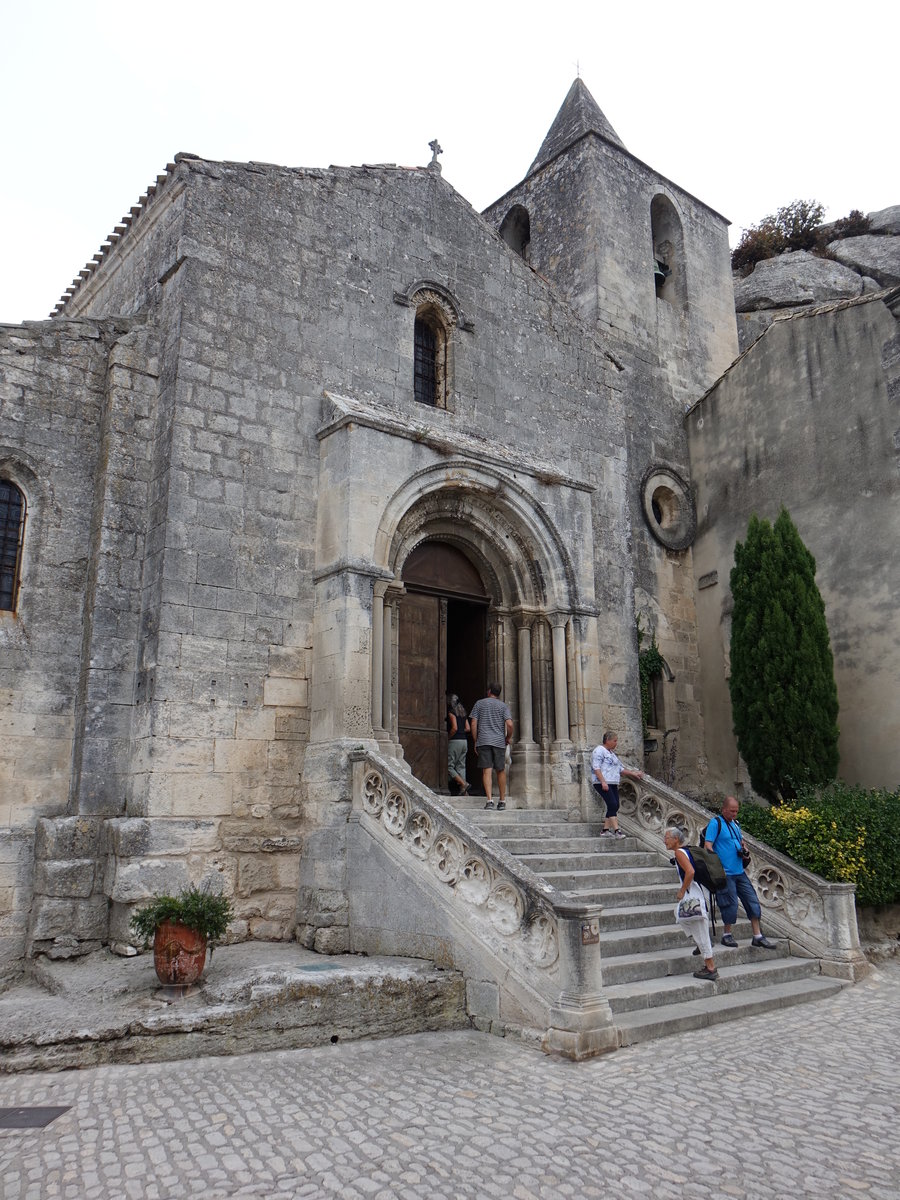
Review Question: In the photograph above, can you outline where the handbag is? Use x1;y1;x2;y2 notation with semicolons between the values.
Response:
677;896;702;920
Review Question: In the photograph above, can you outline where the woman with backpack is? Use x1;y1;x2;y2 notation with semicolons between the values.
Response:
663;825;719;982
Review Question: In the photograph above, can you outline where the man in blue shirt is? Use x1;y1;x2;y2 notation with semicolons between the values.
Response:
705;796;776;949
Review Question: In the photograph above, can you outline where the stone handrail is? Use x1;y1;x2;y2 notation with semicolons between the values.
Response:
349;748;618;1057
617;774;868;980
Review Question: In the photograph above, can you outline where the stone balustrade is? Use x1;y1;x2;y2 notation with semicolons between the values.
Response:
349;748;618;1058
617;774;869;980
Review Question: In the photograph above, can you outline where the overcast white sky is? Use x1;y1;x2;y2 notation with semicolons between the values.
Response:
1;1;896;324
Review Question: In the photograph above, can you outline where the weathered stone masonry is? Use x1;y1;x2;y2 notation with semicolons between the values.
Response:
7;80;885;992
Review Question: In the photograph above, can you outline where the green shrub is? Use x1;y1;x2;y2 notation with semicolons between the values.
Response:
739;783;900;906
731;219;784;274
777;199;826;252
130;885;233;954
731;198;825;272
829;209;870;241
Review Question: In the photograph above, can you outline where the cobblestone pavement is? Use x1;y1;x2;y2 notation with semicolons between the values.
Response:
1;962;898;1200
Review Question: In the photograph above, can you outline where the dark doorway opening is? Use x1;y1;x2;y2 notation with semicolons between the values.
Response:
398;542;488;792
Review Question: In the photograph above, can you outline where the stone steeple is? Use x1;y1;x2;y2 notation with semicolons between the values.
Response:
528;78;625;176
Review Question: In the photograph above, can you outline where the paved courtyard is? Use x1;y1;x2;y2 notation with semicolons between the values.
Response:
1;960;898;1200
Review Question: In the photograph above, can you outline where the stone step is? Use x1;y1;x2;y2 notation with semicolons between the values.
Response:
597;918;758;957
564;883;678;909
594;903;685;932
514;849;662;870
500;839;659;860
613;976;844;1046
463;807;573;821
543;866;675;889
600;938;792;985
604;955;821;1013
474;821;623;840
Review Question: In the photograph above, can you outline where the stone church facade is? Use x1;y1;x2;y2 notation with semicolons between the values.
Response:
0;80;894;983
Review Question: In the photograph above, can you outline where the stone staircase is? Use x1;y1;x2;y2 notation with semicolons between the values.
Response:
455;801;844;1045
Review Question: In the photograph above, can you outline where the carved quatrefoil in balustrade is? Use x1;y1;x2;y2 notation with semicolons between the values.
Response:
756;866;787;907
382;789;410;835
486;880;526;934
618;781;638;815
785;887;816;923
523;912;559;967
638;793;665;830
457;857;492;906
362;770;385;816
430;832;464;884
404;810;435;858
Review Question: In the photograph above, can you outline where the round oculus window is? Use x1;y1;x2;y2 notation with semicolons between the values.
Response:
640;467;696;550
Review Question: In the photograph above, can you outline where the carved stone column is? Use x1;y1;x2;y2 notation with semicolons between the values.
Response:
550;615;571;745
516;615;536;745
371;583;386;733
512;612;542;806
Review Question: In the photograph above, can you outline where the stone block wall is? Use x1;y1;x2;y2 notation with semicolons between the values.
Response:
687;293;900;791
0;319;142;971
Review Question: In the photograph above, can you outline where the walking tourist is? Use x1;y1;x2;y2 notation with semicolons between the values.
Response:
446;693;470;795
705;795;777;949
590;731;643;838
664;825;718;980
470;683;513;810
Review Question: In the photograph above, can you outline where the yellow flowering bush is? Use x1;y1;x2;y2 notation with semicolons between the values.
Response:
738;783;899;906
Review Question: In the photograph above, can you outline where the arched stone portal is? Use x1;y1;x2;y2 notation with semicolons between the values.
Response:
372;462;596;807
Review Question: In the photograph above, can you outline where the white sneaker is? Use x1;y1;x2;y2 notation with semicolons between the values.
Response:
600;829;614;838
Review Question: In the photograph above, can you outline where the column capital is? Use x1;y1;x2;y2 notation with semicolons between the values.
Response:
513;609;539;631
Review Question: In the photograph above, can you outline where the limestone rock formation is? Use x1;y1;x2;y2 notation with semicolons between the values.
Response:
734;251;863;312
868;205;900;235
827;234;900;288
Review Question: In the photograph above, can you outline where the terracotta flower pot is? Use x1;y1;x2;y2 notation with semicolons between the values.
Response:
153;920;207;986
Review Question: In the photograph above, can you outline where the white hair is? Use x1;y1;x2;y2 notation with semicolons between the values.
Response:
664;825;687;845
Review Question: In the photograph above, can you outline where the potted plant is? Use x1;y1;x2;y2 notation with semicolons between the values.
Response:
130;885;233;986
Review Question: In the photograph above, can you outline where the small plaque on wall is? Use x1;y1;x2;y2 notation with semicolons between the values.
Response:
581;919;600;945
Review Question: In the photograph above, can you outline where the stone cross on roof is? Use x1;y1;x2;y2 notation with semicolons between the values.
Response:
428;139;443;173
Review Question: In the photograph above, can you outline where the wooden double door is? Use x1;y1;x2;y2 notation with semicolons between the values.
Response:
398;544;488;791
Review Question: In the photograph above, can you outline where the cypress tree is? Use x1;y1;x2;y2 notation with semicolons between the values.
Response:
728;508;839;800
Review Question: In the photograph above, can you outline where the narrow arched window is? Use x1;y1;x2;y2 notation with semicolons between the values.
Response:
0;480;26;612
414;314;438;406
413;302;449;408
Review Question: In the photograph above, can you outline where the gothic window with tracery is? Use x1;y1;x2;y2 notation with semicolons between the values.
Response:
0;480;26;612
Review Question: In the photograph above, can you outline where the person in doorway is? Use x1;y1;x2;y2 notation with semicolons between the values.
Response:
469;683;513;810
446;693;470;795
705;795;777;950
591;731;643;838
664;825;718;980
